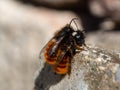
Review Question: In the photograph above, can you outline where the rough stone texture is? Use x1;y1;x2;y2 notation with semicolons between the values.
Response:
34;46;120;90
0;1;120;90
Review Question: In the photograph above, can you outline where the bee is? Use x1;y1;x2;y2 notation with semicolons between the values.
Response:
40;18;86;75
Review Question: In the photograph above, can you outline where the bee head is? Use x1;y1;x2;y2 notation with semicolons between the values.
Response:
73;30;85;46
64;18;79;34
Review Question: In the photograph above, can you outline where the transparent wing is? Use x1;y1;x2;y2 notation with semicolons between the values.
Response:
39;36;64;60
54;45;72;67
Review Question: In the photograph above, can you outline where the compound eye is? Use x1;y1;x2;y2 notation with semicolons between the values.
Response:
74;34;81;41
74;31;85;46
76;35;80;39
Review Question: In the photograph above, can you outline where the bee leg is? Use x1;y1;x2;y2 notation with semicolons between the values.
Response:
67;49;74;79
68;66;71;79
75;45;84;53
72;39;85;52
68;62;71;79
76;46;84;51
83;43;89;50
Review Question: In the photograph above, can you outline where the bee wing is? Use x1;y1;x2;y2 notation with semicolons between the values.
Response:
39;25;70;59
54;45;72;67
52;45;72;74
39;36;64;59
39;38;53;59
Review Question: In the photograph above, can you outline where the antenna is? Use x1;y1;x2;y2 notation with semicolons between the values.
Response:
69;18;79;31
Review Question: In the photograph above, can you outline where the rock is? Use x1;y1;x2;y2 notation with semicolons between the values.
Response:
86;31;120;51
34;46;120;90
0;1;119;90
0;1;77;90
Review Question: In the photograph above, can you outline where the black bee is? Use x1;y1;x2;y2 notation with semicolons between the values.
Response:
40;18;86;75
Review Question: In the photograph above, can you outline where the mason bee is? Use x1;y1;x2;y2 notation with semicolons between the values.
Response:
40;18;86;75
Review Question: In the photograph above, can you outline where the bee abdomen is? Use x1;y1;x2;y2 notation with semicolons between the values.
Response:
54;55;69;74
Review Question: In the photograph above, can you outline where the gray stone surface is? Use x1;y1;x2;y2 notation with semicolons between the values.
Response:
0;1;120;90
35;47;120;90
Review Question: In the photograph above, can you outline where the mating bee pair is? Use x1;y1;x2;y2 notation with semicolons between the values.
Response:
40;18;86;75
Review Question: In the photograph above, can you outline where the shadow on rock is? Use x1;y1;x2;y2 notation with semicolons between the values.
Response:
34;63;65;90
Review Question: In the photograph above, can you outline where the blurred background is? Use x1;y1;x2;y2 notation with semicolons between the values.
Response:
0;0;120;90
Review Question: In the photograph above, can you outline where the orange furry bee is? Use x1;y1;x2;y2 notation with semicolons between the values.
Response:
40;18;86;75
